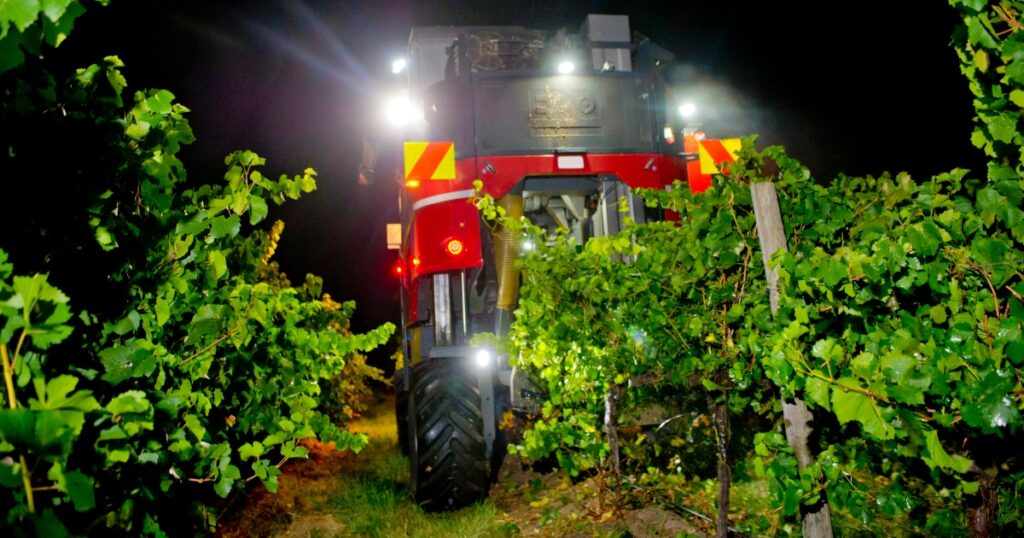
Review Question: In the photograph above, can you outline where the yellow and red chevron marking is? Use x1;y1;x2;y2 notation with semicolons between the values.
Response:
404;141;456;182
698;139;742;175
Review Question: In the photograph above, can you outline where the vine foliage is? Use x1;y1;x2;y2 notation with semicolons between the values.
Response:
500;2;1024;535
0;4;392;535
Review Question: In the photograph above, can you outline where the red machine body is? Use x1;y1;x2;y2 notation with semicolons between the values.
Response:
400;147;709;322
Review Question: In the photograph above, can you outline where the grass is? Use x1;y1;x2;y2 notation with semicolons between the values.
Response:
221;398;643;537
323;399;516;538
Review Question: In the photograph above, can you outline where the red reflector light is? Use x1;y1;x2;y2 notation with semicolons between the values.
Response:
446;239;464;256
394;263;403;276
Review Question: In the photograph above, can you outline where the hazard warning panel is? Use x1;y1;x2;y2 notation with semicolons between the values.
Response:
404;141;456;182
698;139;742;175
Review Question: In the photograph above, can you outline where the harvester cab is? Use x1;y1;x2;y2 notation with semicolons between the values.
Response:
372;14;725;511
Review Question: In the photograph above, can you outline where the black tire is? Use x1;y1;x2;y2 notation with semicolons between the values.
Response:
395;371;410;456
408;359;490;511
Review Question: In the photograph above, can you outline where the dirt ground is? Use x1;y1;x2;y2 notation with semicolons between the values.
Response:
217;397;707;538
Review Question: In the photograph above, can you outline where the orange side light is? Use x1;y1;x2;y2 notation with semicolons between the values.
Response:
446;239;464;256
406;179;421;188
412;257;420;266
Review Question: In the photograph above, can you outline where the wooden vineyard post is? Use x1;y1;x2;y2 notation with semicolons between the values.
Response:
750;181;834;538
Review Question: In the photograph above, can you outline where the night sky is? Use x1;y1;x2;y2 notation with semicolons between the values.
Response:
50;1;981;363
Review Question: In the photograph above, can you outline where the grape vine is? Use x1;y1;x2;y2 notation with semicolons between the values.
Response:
0;3;393;535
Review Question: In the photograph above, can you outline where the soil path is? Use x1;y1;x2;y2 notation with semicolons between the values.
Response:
218;397;704;537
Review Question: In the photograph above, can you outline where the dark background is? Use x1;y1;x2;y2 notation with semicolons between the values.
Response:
50;1;982;364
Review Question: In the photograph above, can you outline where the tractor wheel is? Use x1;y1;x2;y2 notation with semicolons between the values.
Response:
395;371;410;456
408;359;490;511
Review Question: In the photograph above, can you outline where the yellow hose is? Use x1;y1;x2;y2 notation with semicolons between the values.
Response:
492;195;523;311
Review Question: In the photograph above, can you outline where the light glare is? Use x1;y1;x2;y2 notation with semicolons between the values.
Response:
557;60;576;75
678;102;697;118
474;349;492;367
391;57;407;74
384;94;423;126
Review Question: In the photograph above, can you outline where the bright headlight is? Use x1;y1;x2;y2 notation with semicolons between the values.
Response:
678;102;697;119
557;60;576;75
384;93;423;127
474;349;493;368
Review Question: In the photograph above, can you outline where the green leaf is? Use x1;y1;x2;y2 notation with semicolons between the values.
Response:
1011;89;1024;108
973;49;989;72
183;414;206;441
155;294;171;326
987;114;1017;144
230;192;249;215
0;248;11;279
0;32;25;73
209;215;241;240
966;15;998;49
280;443;308;459
214;477;233;498
850;352;876;379
0;408;36;445
971;128;989;149
971;237;1008;265
906;221;942;256
819;258;846;286
38;0;70;22
125;120;149;140
188;304;224;341
222;463;241;480
922;429;972;473
106;449;130;464
112;310;140;335
805;377;831;411
960;369;1020;432
34;409;79;448
39;374;76;404
208;250;227;280
811;338;843;365
0;0;42;34
1007;58;1024;86
700;378;721;392
10;274;73;348
30;374;98;412
958;0;987;11
99;342;157;385
831;379;893;440
64;470;95;511
106;390;151;415
32;509;72;538
249;195;268;225
146;89;175;114
239;441;264;460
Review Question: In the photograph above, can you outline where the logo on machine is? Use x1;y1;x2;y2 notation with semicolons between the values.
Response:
528;88;601;135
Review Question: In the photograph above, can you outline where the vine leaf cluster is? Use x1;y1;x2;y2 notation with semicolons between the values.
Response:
0;3;393;535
